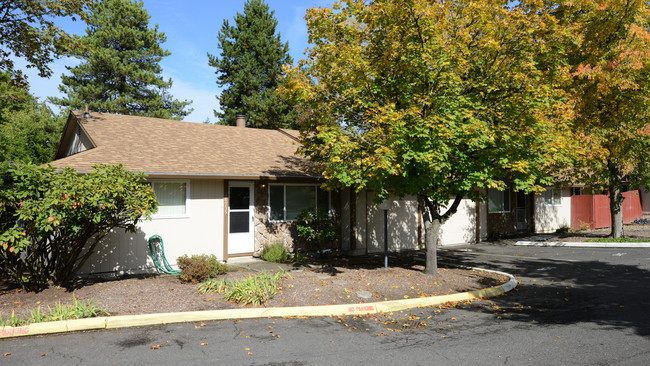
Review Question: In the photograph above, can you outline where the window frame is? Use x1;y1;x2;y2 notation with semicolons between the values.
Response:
268;183;331;222
488;188;511;213
544;188;562;206
149;179;190;219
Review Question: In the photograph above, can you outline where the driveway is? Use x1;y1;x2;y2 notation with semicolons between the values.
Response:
1;244;649;365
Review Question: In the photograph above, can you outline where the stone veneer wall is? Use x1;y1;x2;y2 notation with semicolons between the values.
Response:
252;181;341;256
486;191;534;238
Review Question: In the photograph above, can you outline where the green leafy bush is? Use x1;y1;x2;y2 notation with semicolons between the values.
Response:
261;240;289;263
177;254;229;283
0;295;108;326
295;208;337;252
0;163;157;291
199;271;288;305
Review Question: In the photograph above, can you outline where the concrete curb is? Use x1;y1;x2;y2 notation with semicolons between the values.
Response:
515;241;650;248
0;267;517;339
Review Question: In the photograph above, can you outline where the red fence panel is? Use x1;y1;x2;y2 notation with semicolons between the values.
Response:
622;190;642;224
593;195;611;229
571;195;594;229
570;190;642;229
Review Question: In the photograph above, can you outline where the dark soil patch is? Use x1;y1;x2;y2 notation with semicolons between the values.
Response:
0;262;508;320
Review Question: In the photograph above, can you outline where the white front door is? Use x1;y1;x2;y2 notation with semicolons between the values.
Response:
228;181;254;254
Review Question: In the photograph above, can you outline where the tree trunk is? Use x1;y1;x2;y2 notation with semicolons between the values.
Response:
420;193;464;275
609;182;624;238
424;218;441;275
608;161;624;238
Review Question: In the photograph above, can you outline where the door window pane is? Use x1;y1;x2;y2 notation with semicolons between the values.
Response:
230;211;249;233
230;187;250;209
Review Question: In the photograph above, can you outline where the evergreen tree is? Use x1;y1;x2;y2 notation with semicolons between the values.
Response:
208;0;296;129
51;0;191;120
0;72;64;164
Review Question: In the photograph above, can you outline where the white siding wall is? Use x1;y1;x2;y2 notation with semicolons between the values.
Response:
81;179;224;275
349;192;479;254
534;188;571;233
363;192;419;253
440;198;478;245
66;126;92;156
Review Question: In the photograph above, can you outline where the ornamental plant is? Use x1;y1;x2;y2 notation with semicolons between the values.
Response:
260;240;289;263
295;208;337;254
176;254;229;283
0;163;157;291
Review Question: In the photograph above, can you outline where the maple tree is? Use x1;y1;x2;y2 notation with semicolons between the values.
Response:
282;0;573;273
0;0;92;83
537;0;650;238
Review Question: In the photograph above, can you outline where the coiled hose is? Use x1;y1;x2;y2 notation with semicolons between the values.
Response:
148;235;181;275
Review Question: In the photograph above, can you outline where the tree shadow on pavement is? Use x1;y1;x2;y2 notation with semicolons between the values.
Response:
440;248;650;337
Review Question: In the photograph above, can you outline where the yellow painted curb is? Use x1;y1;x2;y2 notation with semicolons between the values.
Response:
0;267;517;338
67;317;108;332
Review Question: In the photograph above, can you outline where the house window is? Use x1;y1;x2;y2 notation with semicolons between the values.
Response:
269;184;330;221
544;189;562;206
151;181;189;217
488;188;510;213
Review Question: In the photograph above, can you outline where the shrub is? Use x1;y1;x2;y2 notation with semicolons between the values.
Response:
177;254;228;283
199;271;288;305
261;240;289;263
0;163;157;291
555;225;570;234
295;208;337;253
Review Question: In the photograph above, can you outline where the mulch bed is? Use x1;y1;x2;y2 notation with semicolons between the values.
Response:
0;264;507;320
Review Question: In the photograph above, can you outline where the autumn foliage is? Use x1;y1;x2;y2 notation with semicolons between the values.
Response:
538;0;650;237
282;0;576;272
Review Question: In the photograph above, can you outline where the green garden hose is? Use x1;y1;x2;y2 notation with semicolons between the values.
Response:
148;235;181;275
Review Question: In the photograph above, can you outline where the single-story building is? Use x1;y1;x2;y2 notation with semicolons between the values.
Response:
51;111;639;275
51;111;485;275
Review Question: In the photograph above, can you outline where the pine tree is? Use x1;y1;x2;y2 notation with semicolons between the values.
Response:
208;0;296;129
51;0;191;120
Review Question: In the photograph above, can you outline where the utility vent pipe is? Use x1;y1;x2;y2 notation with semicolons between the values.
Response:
235;114;247;128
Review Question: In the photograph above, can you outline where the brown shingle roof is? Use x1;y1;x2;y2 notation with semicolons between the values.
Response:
51;111;319;179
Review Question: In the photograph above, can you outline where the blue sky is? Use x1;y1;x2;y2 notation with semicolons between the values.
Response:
20;0;334;123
